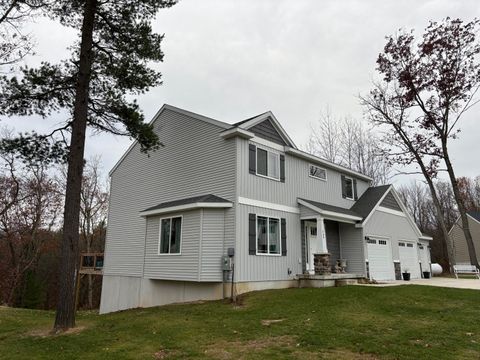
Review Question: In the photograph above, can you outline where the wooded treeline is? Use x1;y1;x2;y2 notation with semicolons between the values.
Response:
0;150;108;310
398;176;480;270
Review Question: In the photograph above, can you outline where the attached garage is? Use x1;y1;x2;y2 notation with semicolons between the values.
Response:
366;237;395;281
398;241;421;279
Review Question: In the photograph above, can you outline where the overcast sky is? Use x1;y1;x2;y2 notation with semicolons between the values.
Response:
3;0;480;184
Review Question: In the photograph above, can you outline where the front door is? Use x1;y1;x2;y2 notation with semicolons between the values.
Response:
305;222;317;274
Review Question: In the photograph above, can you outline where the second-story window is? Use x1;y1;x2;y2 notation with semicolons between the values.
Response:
344;176;354;199
257;148;280;180
341;175;357;200
249;144;285;182
309;164;327;181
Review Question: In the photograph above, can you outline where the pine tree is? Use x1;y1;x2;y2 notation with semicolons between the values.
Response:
0;0;176;330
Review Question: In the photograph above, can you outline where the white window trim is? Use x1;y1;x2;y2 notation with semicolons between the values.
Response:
255;214;282;256
157;215;183;255
255;146;281;181
344;175;355;201
398;239;416;249
308;164;327;181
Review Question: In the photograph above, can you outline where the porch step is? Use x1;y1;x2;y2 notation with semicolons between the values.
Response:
335;279;358;286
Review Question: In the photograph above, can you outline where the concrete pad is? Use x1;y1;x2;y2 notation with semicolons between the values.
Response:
358;277;480;290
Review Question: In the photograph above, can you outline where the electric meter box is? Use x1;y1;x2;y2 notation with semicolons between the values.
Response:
222;255;233;271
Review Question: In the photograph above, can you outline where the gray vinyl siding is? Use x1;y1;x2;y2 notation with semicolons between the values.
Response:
143;209;225;281
249;119;288;146
235;204;302;282
338;223;365;274
451;216;480;264
364;210;418;261
325;220;340;262
238;139;370;209
143;210;200;281
104;108;236;277
380;192;402;211
299;204;319;219
200;209;226;281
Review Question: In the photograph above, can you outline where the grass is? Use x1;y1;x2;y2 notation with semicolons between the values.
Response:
1;285;479;359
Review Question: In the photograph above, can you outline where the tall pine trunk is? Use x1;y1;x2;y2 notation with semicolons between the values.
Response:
54;0;97;331
442;142;479;268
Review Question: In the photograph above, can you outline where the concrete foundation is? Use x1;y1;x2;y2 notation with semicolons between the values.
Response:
100;275;223;314
100;274;366;314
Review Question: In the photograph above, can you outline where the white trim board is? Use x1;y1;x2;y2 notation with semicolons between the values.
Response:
238;197;300;214
250;137;286;152
360;185;392;226
238;111;297;149
220;127;255;140
377;206;406;217
297;199;363;223
140;202;232;217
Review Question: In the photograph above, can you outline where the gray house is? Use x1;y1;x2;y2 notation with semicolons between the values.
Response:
449;211;480;264
100;104;431;314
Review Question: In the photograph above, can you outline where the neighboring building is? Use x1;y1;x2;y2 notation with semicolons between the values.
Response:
100;104;432;314
449;211;480;264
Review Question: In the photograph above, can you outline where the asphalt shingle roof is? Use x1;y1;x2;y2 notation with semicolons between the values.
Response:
142;194;231;213
232;112;269;127
350;185;391;222
299;198;362;218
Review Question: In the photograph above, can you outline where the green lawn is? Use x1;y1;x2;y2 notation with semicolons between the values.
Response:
1;285;479;359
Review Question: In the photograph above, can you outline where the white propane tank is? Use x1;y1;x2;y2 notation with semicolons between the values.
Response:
431;263;443;275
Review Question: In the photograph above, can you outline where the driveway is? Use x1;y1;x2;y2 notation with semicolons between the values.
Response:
361;277;480;290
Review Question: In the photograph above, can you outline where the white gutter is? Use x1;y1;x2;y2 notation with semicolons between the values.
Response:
298;199;363;222
140;202;233;217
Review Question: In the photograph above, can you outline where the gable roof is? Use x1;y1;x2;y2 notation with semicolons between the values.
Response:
350;185;391;220
231;111;297;148
355;185;423;237
299;198;362;220
110;104;372;182
233;112;269;127
139;194;232;217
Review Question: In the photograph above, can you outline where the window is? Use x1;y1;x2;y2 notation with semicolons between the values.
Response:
379;240;387;245
310;226;317;236
407;243;414;248
159;216;182;254
344;176;354;200
256;147;280;180
399;242;405;247
367;239;376;244
257;216;281;255
309;164;327;181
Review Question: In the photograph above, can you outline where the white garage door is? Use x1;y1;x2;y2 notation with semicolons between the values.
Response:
418;243;431;275
399;241;421;279
367;238;395;281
